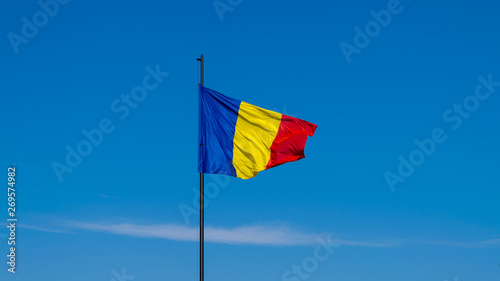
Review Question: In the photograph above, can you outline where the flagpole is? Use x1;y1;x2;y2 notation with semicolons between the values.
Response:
197;54;204;281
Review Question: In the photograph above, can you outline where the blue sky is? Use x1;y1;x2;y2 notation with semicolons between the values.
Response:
1;0;500;280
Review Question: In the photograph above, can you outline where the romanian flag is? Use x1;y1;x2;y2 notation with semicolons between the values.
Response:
198;85;317;179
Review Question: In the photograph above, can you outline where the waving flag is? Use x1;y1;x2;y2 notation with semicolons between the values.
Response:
198;85;317;179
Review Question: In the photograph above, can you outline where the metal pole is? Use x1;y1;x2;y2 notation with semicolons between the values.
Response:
196;54;204;281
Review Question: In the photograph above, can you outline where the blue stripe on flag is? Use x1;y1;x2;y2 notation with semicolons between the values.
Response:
198;85;240;177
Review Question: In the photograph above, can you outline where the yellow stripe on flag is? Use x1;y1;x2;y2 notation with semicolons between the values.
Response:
232;101;282;179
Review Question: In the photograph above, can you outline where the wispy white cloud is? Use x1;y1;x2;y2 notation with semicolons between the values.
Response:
35;220;390;247
379;237;500;249
100;194;121;199
479;238;500;245
22;219;500;249
68;222;320;246
18;223;73;234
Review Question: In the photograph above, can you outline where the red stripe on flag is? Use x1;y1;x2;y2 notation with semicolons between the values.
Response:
266;114;317;169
